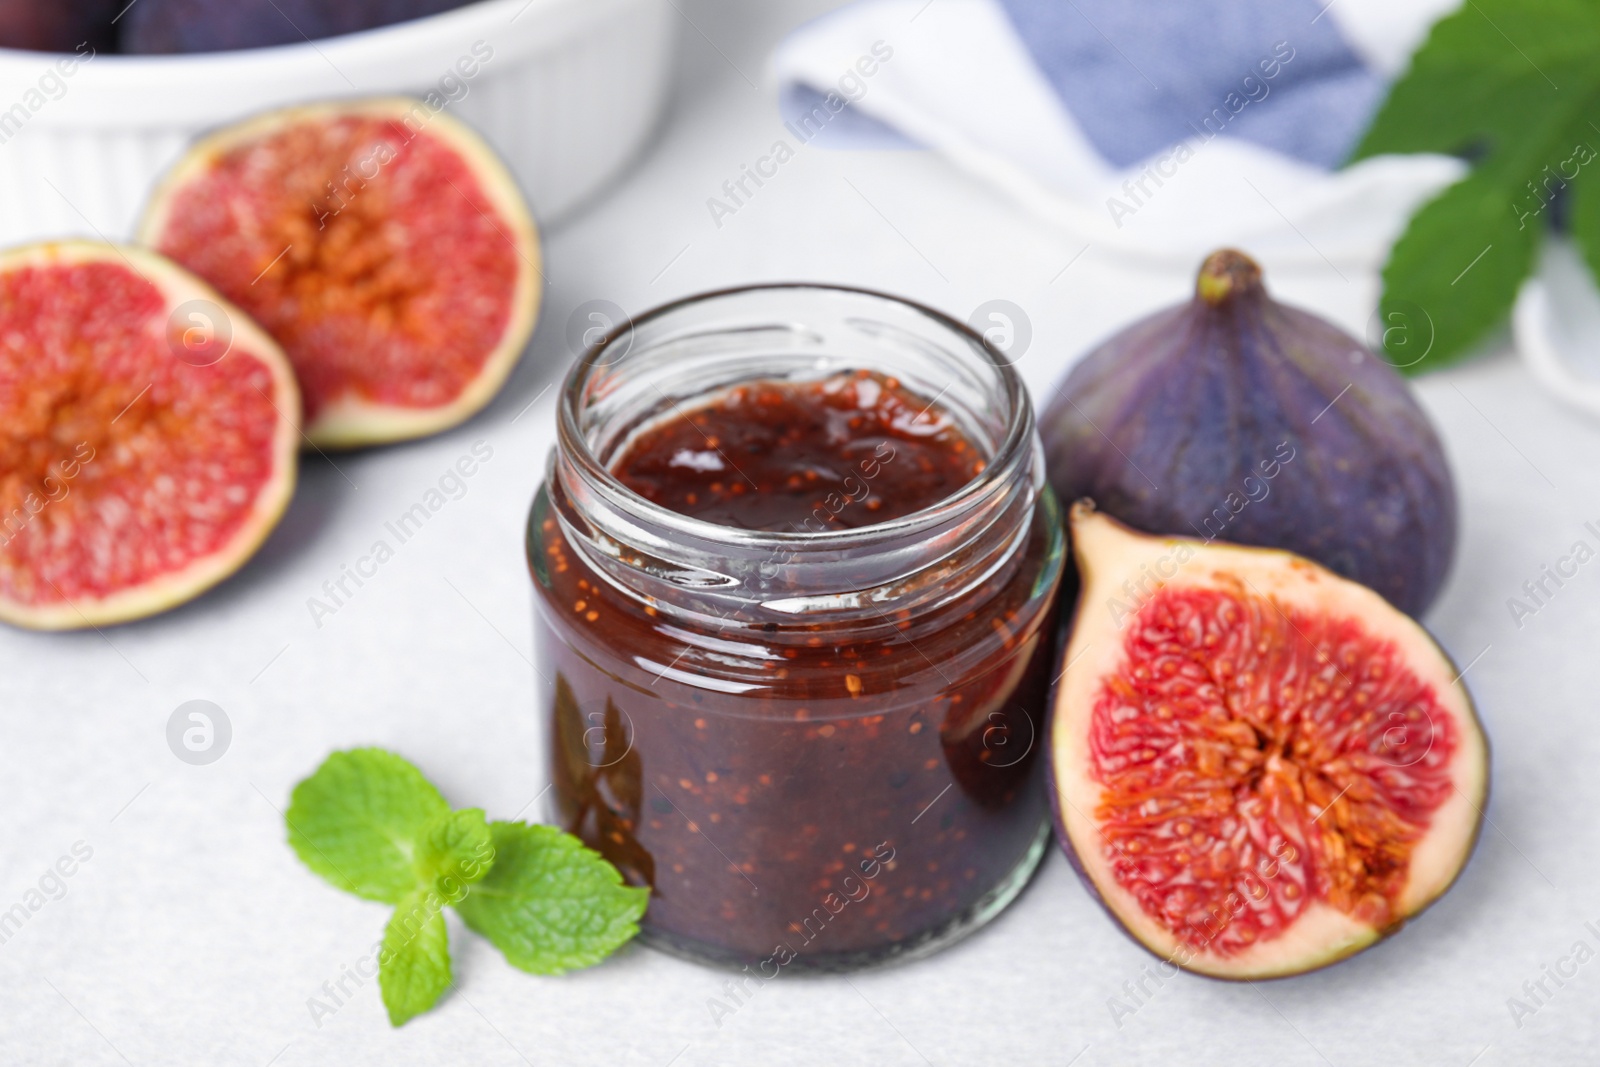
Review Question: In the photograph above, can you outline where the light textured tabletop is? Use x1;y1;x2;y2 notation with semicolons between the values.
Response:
1;2;1595;1064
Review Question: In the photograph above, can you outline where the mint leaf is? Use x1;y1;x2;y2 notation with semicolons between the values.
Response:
286;748;449;903
455;822;648;975
414;808;495;903
285;749;646;1028
1348;0;1600;371
379;889;452;1027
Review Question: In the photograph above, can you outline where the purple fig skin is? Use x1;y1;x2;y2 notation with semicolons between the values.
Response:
121;0;474;53
1040;249;1457;618
0;0;117;52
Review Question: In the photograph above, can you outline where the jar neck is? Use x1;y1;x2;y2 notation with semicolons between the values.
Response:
547;284;1046;637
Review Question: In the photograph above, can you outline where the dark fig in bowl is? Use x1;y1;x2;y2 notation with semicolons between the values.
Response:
121;0;476;53
1040;249;1456;617
1050;502;1487;979
0;0;117;52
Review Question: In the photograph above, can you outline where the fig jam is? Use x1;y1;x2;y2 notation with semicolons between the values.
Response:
615;373;984;531
529;287;1063;970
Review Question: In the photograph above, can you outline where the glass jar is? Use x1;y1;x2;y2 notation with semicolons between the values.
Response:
526;284;1064;972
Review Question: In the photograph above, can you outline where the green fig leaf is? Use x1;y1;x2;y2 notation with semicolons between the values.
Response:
1350;0;1600;166
1348;0;1600;371
1376;167;1542;373
1568;160;1600;287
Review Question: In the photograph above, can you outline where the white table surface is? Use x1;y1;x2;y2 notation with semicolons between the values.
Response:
3;2;1596;1064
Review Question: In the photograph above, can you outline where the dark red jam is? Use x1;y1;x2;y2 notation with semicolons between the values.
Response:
530;370;1063;969
614;373;985;531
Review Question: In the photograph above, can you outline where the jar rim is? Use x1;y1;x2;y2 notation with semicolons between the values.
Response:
555;282;1034;551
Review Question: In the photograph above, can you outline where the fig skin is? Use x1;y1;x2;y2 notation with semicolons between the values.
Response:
0;0;117;52
121;0;473;53
1040;249;1457;618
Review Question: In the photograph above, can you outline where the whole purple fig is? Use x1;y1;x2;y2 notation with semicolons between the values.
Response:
0;0;117;52
121;0;473;53
1040;248;1456;617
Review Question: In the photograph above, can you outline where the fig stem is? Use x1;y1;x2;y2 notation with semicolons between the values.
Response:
1196;249;1263;307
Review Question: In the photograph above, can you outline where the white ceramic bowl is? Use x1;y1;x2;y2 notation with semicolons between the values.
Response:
0;0;674;246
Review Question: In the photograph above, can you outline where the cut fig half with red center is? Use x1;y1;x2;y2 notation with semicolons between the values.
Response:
0;242;299;630
1051;502;1488;979
140;98;542;449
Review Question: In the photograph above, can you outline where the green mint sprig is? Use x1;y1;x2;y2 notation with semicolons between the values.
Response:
286;747;649;1027
1350;0;1600;372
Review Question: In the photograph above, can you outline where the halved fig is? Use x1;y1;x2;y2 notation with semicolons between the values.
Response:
139;98;542;448
0;242;299;630
1051;502;1487;979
